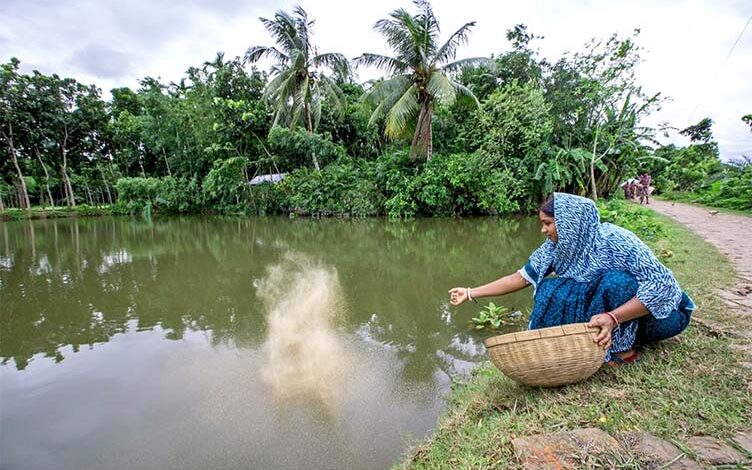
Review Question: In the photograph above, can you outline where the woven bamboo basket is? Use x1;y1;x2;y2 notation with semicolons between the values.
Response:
484;323;605;387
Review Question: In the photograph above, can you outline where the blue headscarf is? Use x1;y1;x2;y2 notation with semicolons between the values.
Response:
520;193;683;319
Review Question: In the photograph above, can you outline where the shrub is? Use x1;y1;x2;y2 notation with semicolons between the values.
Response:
598;199;666;241
248;182;288;216
282;159;384;217
203;157;251;210
115;176;200;215
267;127;347;172
379;152;522;218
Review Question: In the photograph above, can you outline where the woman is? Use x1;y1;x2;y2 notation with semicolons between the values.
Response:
449;193;695;364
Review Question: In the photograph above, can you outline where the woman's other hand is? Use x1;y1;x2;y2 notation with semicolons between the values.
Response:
588;313;616;349
448;287;468;306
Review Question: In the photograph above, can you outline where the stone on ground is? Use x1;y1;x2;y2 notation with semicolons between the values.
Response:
512;428;622;469
617;432;700;469
686;436;748;465
733;430;752;456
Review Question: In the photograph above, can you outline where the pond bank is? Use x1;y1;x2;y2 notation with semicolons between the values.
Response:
397;202;752;468
0;205;114;221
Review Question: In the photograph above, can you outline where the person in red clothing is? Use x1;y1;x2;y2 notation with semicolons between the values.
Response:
638;173;652;205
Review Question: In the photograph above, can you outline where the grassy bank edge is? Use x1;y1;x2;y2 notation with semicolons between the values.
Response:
654;194;752;217
0;205;116;221
396;204;752;469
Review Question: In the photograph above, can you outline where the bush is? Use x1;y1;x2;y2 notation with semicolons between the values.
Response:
203;157;250;210
247;182;288;216
695;161;752;211
267;127;347;172
115;176;200;215
282;158;384;217
379;152;522;218
598;199;666;241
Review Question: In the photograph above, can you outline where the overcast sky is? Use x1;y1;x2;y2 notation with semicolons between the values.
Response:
2;0;751;160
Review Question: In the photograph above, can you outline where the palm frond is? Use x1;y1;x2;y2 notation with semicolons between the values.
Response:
385;86;419;139
440;57;492;74
292;5;313;58
318;75;346;118
353;53;409;75
451;81;480;108
310;83;322;130
290;74;309;129
374;10;415;56
362;75;410;107
312;52;351;75
260;13;298;54
433;22;476;65
245;46;289;65
364;76;411;128
413;0;439;59
425;72;456;104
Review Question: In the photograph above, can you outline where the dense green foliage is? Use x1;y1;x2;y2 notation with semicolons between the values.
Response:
115;176;199;215
648;118;751;211
1;2;747;216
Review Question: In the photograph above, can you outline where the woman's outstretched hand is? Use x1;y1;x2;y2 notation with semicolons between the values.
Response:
588;313;616;349
448;287;468;306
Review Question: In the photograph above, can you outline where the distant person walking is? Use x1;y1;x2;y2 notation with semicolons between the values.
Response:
622;179;638;201
639;173;652;205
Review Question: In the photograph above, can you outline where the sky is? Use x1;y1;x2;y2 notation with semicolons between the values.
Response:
2;0;751;161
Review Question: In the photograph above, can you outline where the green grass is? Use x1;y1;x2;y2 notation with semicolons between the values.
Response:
397;203;752;469
0;204;114;221
655;194;752;217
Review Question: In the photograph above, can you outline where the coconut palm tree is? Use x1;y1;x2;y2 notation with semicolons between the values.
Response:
355;0;486;161
245;5;350;133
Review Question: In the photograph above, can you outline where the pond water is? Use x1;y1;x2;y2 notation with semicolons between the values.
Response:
0;216;542;470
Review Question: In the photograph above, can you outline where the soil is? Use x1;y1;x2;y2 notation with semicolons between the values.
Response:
648;200;752;281
647;199;752;366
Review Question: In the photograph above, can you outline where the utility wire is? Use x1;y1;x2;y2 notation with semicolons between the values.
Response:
685;14;752;126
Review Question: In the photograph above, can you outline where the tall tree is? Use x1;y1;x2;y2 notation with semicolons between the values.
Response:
245;6;349;135
0;58;32;209
355;0;485;161
545;31;662;199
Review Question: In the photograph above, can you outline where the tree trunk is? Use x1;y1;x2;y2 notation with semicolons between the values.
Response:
590;124;600;201
163;152;172;176
409;100;433;161
84;182;94;205
60;128;76;207
305;103;313;133
304;104;321;172
156;115;172;176
99;165;113;205
35;146;55;208
4;123;31;210
0;192;5;211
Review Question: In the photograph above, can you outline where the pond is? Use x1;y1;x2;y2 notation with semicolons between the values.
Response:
0;216;542;470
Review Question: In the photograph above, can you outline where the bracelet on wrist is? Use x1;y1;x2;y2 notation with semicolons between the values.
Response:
467;287;478;303
605;311;620;328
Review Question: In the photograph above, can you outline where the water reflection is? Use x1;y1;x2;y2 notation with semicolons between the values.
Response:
1;216;539;374
0;215;542;469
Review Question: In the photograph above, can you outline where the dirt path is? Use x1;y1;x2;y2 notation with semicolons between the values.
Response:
648;199;752;367
648;200;752;280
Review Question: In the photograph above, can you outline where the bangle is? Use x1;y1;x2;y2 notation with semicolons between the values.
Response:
605;311;620;328
467;287;478;303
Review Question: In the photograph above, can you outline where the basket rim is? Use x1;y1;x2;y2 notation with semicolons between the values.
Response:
483;322;599;348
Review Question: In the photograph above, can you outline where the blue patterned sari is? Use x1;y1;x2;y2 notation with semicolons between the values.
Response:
518;194;695;361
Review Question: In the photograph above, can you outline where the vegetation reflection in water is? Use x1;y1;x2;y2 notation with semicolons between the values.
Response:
0;216;541;469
